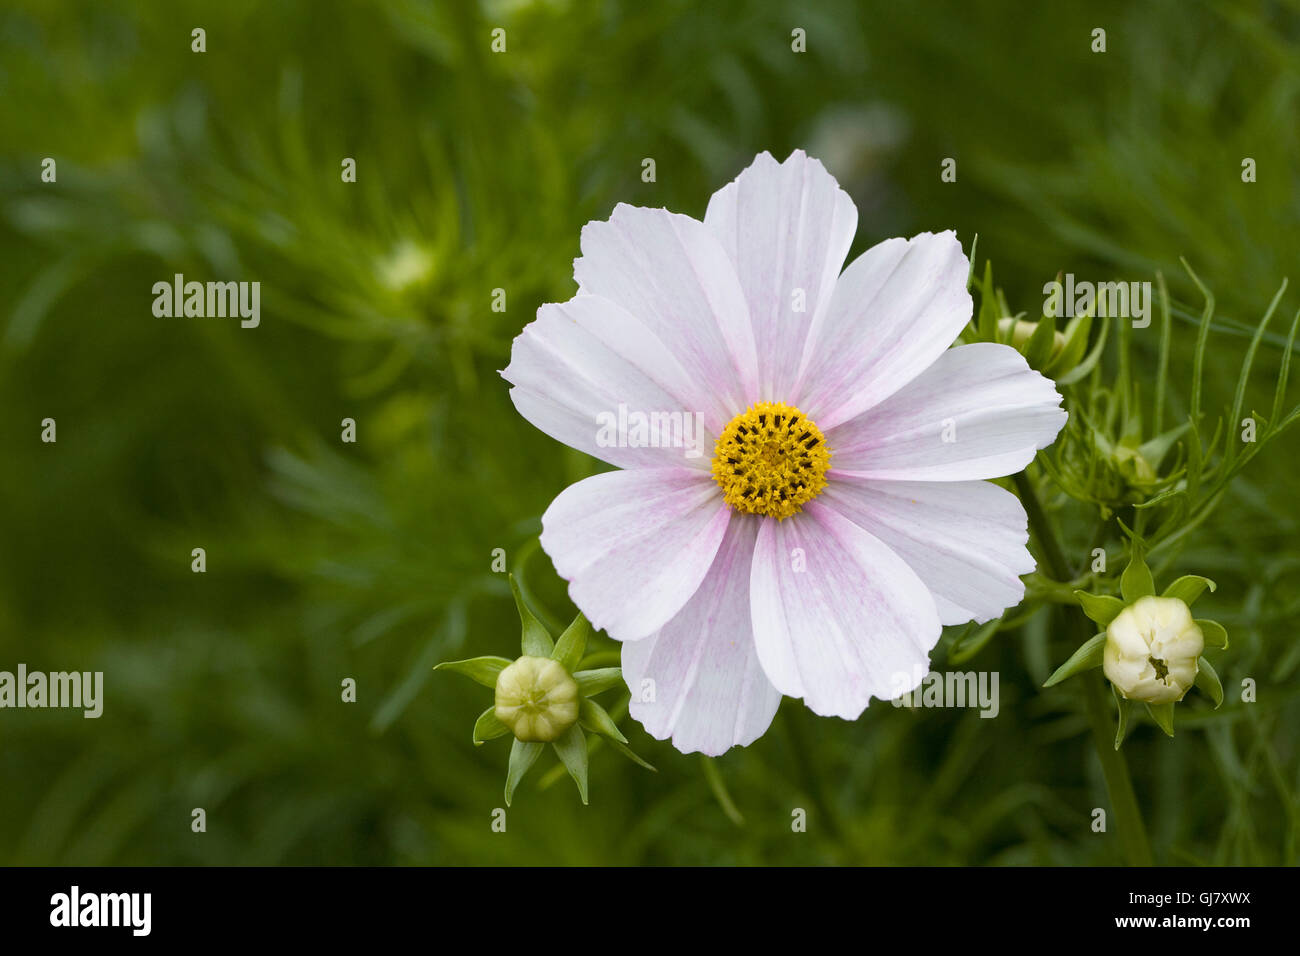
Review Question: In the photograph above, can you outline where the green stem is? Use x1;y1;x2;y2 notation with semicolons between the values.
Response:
1014;471;1153;865
1013;473;1071;580
782;706;847;847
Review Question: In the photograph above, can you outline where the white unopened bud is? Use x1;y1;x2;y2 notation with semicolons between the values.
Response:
1103;596;1203;703
494;656;579;742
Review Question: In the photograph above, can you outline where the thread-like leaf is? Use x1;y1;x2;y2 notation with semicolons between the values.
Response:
1044;633;1107;687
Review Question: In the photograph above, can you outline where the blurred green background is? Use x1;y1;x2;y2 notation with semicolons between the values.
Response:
1;0;1297;865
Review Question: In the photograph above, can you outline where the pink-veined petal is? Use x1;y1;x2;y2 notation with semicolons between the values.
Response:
749;501;941;719
503;295;716;469
622;515;782;755
574;204;759;414
822;478;1034;626
704;149;858;401
826;343;1067;481
795;231;973;429
540;468;729;641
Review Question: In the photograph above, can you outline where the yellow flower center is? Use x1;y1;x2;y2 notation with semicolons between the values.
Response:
711;402;831;520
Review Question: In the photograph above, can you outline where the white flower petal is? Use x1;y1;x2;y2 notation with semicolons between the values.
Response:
749;501;941;719
826;343;1067;481
503;295;717;469
822;478;1034;626
704;150;858;400
795;231;973;429
540;468;729;642
574;204;760;412
622;515;782;755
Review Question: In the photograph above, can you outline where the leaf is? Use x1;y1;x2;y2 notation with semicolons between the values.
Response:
552;726;589;805
1074;591;1126;628
1225;278;1286;468
433;655;513;689
551;612;590;672
1161;575;1216;606
1181;257;1215;423
505;739;543;806
1145;701;1175;737
473;706;510;745
1112;684;1130;750
1120;543;1155;603
1195;657;1223;709
1270;306;1300;427
1043;633;1107;687
510;573;554;657
1197;618;1229;649
578;697;628;744
574;667;624;696
1153;272;1171;433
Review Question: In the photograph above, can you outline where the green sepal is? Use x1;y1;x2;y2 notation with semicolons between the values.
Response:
510;574;554;657
1043;633;1107;687
473;706;510;745
574;667;623;696
605;735;656;772
1074;591;1126;628
552;612;590;673
434;655;513;689
1195;657;1224;708
1023;313;1059;368
1043;311;1092;379
1055;311;1109;386
1197;618;1228;649
1146;701;1175;737
578;697;627;744
976;260;998;341
948;618;1001;665
552;725;589;805
505;738;543;806
1137;422;1190;471
1162;575;1216;606
1112;684;1131;750
1120;543;1155;603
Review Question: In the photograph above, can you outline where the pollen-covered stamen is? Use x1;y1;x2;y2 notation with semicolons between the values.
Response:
711;401;831;520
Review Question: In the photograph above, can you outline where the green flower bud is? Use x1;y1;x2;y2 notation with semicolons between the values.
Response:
1111;443;1156;487
494;656;580;742
998;316;1066;357
1103;595;1203;704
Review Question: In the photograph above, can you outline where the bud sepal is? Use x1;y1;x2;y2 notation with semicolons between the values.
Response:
1044;541;1228;746
435;573;654;805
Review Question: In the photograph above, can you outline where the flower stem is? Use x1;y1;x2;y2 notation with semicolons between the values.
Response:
1013;471;1153;865
782;705;847;847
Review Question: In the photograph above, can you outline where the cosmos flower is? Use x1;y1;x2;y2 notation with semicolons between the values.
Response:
502;149;1067;755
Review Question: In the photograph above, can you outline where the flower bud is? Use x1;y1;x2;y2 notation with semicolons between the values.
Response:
1111;444;1156;487
998;316;1067;358
1103;595;1203;703
494;656;580;742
